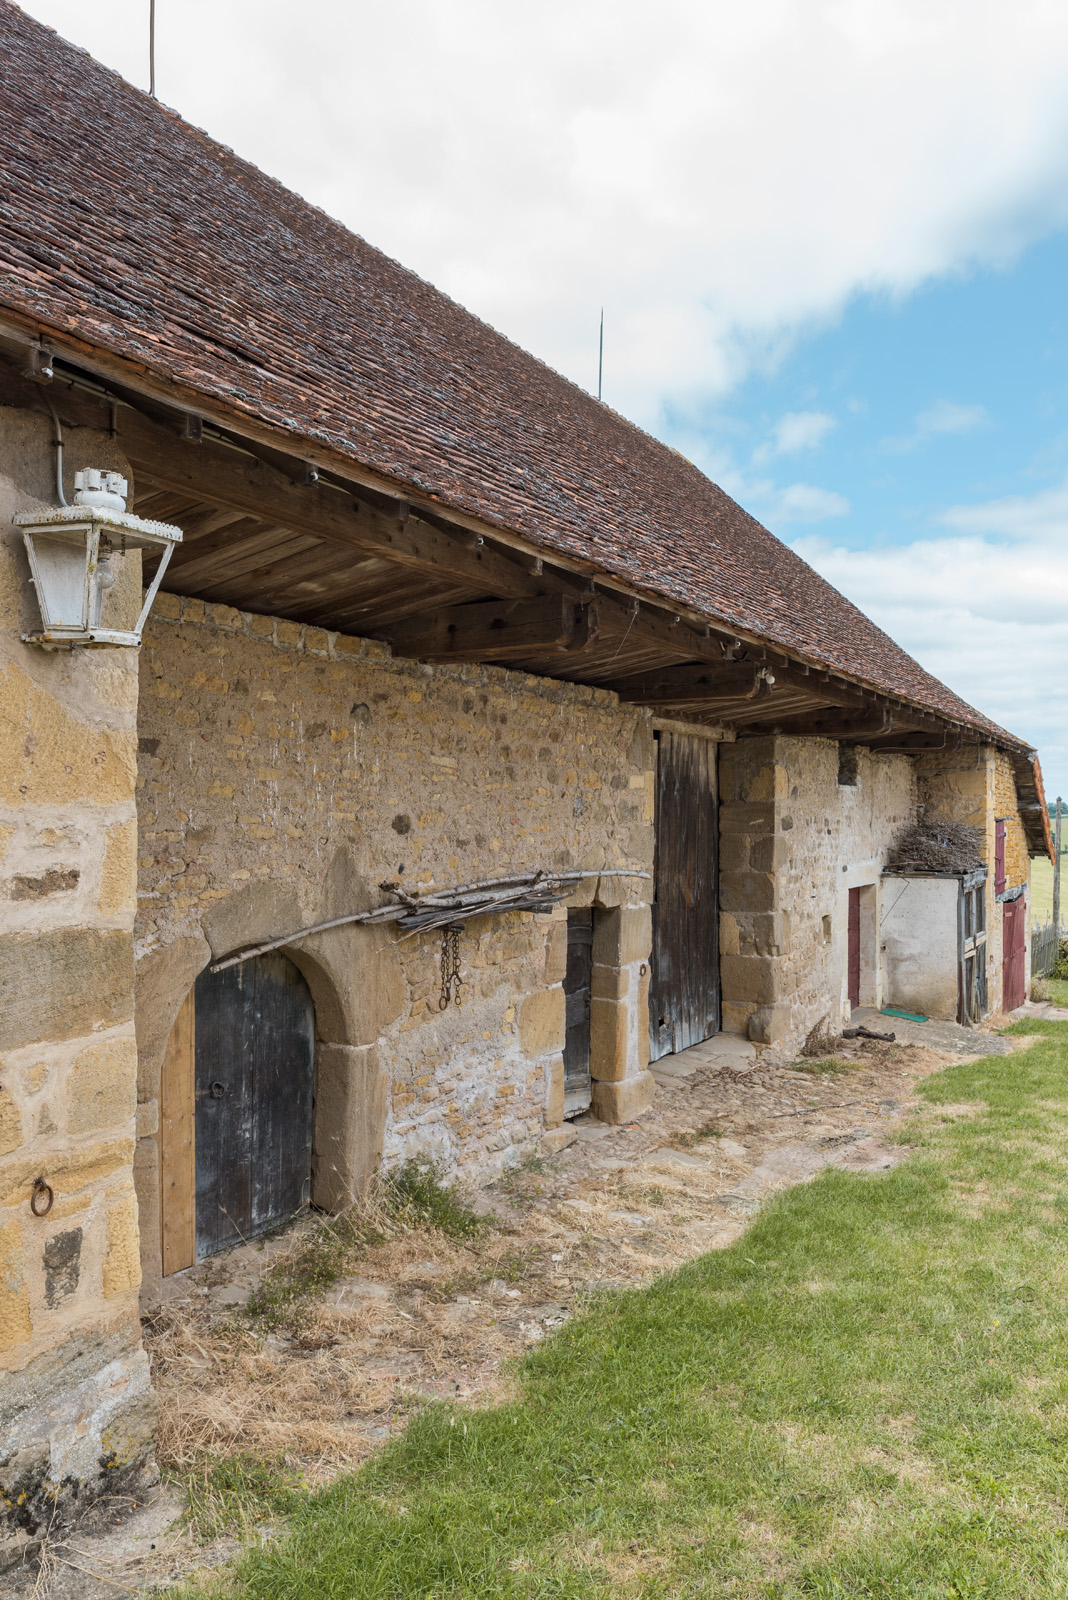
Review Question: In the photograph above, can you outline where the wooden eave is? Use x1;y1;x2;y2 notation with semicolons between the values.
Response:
0;343;1027;764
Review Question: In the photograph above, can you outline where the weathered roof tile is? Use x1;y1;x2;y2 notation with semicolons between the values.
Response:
0;3;1031;748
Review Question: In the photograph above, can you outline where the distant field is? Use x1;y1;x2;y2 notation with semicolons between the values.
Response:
1032;855;1055;921
1031;853;1066;923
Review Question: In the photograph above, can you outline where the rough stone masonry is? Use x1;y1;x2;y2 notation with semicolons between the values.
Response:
0;412;156;1560
132;592;660;1297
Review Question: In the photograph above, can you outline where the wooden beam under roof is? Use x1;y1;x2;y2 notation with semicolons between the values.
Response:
606;662;768;706
863;730;964;753
763;707;900;741
0;356;989;747
385;595;598;662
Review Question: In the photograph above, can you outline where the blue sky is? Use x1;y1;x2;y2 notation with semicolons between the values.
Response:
19;0;1068;803
658;240;1068;800
670;236;1068;545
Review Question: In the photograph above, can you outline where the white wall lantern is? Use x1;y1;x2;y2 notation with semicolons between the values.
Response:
14;469;182;648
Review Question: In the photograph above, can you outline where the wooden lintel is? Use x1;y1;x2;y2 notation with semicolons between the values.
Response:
383;595;588;662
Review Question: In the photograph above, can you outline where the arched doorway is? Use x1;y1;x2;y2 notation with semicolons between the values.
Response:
159;951;315;1272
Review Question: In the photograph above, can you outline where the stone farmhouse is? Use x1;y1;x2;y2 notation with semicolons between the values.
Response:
0;4;1053;1553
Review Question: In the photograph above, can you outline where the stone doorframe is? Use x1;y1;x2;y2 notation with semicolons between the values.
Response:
544;876;655;1126
132;881;403;1304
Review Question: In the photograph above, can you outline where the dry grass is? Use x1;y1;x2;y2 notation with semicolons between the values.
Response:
147;1221;514;1481
143;1033;949;1568
801;1017;842;1058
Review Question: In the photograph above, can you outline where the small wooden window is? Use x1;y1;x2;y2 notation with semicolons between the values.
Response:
994;820;1006;895
837;745;859;787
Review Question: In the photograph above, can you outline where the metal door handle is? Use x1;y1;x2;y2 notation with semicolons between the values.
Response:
209;1081;227;1099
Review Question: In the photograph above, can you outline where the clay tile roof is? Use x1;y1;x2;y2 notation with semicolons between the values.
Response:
0;3;1035;755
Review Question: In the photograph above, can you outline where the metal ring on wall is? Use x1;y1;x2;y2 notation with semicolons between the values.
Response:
30;1177;54;1217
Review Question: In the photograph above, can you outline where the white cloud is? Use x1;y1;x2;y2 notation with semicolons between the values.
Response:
881;399;990;452
939;475;1068;542
763;483;852;523
791;522;1068;797
753;410;837;463
915;400;990;437
18;0;1068;419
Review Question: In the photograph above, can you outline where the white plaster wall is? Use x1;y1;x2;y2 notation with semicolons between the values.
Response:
881;875;959;1020
777;739;916;1036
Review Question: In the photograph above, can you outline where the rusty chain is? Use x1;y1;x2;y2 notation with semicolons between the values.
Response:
438;922;465;1009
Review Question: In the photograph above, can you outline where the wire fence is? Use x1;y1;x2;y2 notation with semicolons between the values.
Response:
1031;919;1063;980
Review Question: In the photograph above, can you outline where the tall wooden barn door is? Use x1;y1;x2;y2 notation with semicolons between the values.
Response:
1002;896;1027;1013
563;908;593;1116
648;732;719;1060
847;888;862;1011
158;951;316;1271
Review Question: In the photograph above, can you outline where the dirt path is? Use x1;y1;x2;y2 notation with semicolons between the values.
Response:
13;1021;1027;1597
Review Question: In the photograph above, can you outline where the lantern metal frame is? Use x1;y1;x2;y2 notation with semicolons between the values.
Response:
14;504;183;648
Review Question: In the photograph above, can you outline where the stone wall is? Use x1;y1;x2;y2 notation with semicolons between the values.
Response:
719;735;916;1051
994;751;1030;893
0;406;154;1556
915;744;1032;1014
134;595;657;1291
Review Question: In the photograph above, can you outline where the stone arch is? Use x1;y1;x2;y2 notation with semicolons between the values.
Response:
134;884;407;1300
134;935;212;1303
279;923;403;1211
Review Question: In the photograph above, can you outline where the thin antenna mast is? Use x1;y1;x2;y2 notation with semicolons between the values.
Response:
597;308;604;401
149;0;156;97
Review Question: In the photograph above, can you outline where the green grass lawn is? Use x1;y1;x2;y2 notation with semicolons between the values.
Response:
179;1026;1068;1599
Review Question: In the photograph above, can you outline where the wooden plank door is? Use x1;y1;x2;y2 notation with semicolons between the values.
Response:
159;987;196;1275
563;909;593;1116
648;732;719;1060
847;888;862;1011
1002;896;1027;1012
193;951;315;1260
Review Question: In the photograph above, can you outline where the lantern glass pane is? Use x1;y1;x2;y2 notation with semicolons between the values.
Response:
27;532;91;631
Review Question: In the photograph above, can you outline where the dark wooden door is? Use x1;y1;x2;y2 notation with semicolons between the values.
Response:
847;888;861;1010
1002;896;1027;1012
649;732;719;1060
193;951;315;1260
563;909;593;1116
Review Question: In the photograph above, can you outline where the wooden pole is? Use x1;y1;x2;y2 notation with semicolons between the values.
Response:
149;0;156;97
598;309;604;402
1054;797;1063;936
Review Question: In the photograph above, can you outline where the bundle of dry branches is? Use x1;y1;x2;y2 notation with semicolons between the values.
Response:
886;820;984;875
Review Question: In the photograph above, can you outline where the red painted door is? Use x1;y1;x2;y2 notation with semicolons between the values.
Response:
847;888;862;1010
1002;897;1027;1012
